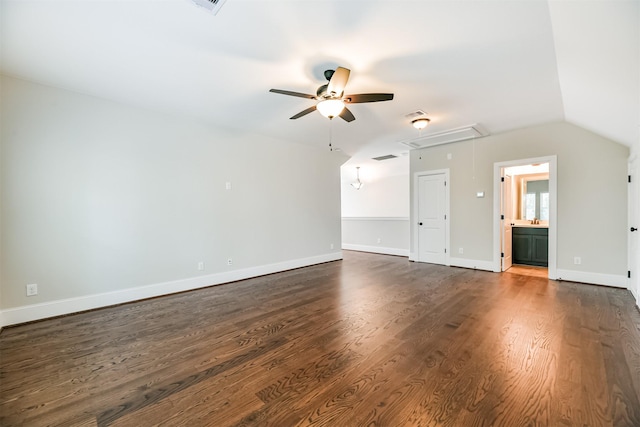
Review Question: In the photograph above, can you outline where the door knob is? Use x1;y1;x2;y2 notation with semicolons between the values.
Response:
419;222;423;226
631;227;638;232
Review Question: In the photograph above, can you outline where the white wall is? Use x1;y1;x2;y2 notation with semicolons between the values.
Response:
341;217;409;257
0;76;347;326
341;172;409;218
341;167;410;256
410;122;629;286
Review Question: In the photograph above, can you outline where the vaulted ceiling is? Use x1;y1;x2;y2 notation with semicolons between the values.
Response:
1;0;638;172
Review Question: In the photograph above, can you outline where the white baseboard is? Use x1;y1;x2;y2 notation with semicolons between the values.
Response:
555;269;627;288
448;257;495;272
341;217;410;221
0;252;343;328
342;244;409;257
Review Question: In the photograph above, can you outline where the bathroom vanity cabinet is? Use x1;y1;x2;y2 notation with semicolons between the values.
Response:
512;227;548;267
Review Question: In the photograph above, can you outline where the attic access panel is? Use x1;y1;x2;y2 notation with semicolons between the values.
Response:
402;125;489;149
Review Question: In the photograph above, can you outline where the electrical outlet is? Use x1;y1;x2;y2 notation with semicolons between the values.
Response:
458;248;464;254
330;243;334;250
227;258;233;266
197;261;204;271
225;182;232;190
574;257;581;265
377;237;381;244
26;284;38;296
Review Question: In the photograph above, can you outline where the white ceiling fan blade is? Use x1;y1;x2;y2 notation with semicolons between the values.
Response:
327;67;350;97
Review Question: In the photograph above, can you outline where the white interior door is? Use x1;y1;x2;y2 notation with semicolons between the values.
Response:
629;158;639;303
418;173;447;264
502;174;513;271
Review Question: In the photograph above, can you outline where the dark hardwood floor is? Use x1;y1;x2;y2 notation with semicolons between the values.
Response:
1;250;640;426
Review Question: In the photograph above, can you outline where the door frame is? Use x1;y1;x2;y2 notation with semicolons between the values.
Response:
412;169;450;265
492;156;557;279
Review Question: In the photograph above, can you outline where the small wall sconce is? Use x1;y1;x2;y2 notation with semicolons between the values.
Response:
351;167;363;190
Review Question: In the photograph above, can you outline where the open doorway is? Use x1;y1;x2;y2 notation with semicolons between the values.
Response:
493;156;557;279
503;163;549;274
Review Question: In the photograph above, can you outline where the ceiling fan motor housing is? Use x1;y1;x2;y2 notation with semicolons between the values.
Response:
324;69;335;81
316;84;329;98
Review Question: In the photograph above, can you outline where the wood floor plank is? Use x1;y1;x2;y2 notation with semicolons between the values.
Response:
2;251;640;426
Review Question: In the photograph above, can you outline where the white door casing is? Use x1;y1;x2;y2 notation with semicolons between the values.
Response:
501;173;513;271
493;156;557;278
415;171;449;265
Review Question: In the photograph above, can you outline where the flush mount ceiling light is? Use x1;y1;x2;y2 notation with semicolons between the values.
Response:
316;99;345;119
351;167;363;190
412;117;431;130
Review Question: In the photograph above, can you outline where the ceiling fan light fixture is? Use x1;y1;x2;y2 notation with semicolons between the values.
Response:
412;118;431;130
317;99;345;119
270;67;394;122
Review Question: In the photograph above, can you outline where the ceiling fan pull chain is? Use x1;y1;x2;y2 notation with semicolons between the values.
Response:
329;118;333;151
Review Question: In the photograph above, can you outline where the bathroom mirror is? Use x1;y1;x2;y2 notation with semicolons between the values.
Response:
516;174;549;220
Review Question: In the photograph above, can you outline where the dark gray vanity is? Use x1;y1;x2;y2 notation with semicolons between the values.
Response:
512;226;548;267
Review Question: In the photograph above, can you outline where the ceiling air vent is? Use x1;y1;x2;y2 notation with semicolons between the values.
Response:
372;154;398;161
401;124;489;149
405;110;427;120
190;0;227;15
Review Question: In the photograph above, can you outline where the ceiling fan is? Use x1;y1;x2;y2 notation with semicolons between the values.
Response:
269;67;394;122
